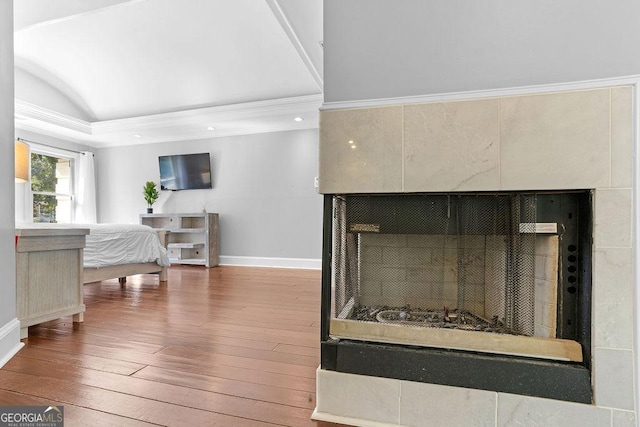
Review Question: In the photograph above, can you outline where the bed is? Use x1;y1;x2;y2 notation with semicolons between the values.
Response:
82;223;171;284
16;222;171;284
15;223;170;338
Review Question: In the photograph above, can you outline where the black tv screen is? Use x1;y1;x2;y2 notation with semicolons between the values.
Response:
159;153;212;191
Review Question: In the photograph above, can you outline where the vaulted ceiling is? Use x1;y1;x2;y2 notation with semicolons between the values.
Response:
13;0;323;147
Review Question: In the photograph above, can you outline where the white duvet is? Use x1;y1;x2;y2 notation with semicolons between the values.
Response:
16;222;171;269
83;223;171;268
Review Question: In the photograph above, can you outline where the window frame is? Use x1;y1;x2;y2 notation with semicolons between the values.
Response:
28;145;79;224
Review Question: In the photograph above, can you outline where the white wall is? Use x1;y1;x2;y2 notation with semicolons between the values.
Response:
323;0;640;103
96;129;323;267
0;0;23;367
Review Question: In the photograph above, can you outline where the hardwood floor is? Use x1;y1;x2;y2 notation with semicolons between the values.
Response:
0;265;349;426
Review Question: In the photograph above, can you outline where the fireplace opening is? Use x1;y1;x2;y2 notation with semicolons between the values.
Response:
320;191;593;403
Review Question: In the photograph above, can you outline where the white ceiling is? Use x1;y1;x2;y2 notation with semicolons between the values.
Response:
13;0;323;148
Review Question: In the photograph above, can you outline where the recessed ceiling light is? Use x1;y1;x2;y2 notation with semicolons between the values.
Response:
207;126;216;131
134;134;142;138
294;117;303;122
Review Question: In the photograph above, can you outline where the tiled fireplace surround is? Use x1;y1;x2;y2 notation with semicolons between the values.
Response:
314;87;636;426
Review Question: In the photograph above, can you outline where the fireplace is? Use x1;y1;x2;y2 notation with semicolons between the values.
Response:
314;86;635;425
321;190;593;402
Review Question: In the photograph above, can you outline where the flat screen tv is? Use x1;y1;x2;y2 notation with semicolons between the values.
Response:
159;153;212;191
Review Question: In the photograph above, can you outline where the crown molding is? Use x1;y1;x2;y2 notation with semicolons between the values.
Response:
14;121;92;147
15;94;323;147
15;99;92;134
321;75;640;111
91;94;323;134
95;118;320;148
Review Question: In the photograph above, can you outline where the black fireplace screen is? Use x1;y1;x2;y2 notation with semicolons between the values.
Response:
329;192;587;341
320;191;593;402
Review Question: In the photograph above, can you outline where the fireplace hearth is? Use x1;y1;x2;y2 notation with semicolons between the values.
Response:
321;190;593;402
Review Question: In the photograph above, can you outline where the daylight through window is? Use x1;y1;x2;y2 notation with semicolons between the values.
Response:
31;152;73;223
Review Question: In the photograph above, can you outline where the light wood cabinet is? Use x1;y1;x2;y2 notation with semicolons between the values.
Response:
140;213;219;268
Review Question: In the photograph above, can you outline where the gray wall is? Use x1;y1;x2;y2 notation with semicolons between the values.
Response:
97;129;322;263
0;0;20;365
324;0;640;103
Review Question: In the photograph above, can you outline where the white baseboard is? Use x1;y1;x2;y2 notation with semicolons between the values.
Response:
219;255;321;270
0;318;24;369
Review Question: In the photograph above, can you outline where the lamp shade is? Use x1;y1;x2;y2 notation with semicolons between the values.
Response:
15;139;30;183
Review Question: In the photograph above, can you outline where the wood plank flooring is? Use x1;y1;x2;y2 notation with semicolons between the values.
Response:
0;265;349;427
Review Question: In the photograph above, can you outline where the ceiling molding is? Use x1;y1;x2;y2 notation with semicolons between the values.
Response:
91;94;324;134
321;75;640;111
265;0;323;90
14;120;94;146
15;94;323;148
15;99;92;134
97;120;321;148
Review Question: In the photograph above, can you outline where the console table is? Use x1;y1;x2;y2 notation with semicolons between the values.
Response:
140;213;219;267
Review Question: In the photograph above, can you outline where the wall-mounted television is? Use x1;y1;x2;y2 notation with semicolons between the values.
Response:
159;152;212;191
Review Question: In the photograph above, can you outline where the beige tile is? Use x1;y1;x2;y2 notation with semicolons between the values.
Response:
500;89;610;190
404;99;500;192
611;86;633;188
593;248;633;350
400;381;496;427
594;188;632;248
316;369;350;416
316;369;401;424
593;348;635;410
612;410;636;427
498;393;611;426
319;107;403;193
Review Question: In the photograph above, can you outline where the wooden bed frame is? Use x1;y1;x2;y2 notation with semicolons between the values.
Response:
83;262;168;284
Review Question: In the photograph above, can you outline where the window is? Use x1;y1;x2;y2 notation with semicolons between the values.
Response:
30;151;75;223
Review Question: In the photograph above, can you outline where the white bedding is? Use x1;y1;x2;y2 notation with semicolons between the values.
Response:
16;222;171;269
83;223;170;268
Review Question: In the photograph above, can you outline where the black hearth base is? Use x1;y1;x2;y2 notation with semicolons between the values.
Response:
321;339;592;404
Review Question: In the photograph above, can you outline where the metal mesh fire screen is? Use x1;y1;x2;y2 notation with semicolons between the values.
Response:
321;191;593;402
331;193;560;339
